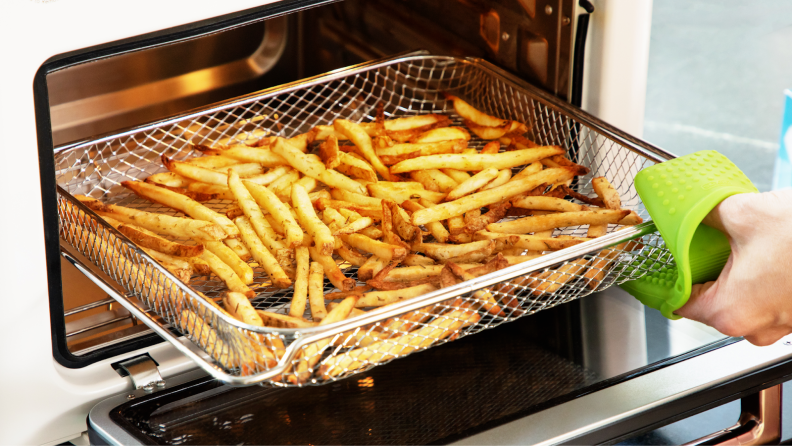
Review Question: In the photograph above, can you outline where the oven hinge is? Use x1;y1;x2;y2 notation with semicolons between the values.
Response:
115;354;165;393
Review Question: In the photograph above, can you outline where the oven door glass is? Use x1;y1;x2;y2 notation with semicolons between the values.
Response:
90;286;733;445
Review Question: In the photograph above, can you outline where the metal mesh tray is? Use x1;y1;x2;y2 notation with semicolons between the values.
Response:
55;53;675;386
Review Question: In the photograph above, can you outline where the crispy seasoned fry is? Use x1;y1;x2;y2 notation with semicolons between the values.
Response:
511;196;588;212
619;211;644;226
333;216;374;236
410;169;458;193
556;185;605;207
203;240;254;285
271;137;325;178
411;168;576;225
466;120;528;140
178;309;237;369
445;168;499;201
162;156;234;186
76;196;226;241
342;233;406;261
317;169;368;195
337;152;378;183
319;135;341;169
336;240;369;267
509;162;543;183
184;155;241;169
445;262;504;316
367;183;446;204
532;258;590;296
234;216;291;288
354;283;437;308
290;246;310;317
224;238;251;261
592;177;621;210
377;140;466;164
142;248;192;283
292;184;335;255
257;311;318;328
330;188;383;207
307;245;355;291
480;169;512;191
390;147;564;174
294;295;359;383
308;262;327;322
413;240;495;262
402;200;450;243
146;171;193;188
445;94;507;127
474;231;592;251
334;119;390;180
487;209;630;234
357;255;387;282
199;249;254;298
107;218;203;257
244;180;304;248
384;114;451;142
316;198;383;220
412;127;470;143
441;168;471;184
400;253;436;267
122;180;239;238
499;134;539;150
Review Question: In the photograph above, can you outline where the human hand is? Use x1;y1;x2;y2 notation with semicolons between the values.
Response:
675;190;792;346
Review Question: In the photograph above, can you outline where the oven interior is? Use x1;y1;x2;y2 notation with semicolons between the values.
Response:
49;0;586;368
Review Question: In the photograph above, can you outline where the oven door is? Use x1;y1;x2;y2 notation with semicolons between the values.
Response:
85;285;792;445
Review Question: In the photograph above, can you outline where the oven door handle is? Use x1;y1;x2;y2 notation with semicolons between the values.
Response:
684;384;782;446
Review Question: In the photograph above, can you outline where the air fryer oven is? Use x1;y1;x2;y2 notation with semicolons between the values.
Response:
14;0;792;444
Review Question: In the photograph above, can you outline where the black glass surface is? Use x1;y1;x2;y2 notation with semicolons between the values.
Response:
108;302;734;445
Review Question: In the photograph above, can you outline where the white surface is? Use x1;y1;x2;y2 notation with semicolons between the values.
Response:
582;0;654;138
0;1;279;444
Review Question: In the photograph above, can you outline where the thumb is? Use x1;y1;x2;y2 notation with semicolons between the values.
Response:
674;281;717;322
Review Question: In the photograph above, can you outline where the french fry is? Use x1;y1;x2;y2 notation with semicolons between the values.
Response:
354;283;437;308
211;162;263;177
410;169;458;193
162;156;232;186
336;240;369;267
186;183;236;201
312;122;381;140
307;245;355;291
203;240;254;285
334;119;390;180
474;231;593;251
445;168;499;201
592;177;621;210
292;184;334;256
141;248;192;283
376;140;466;164
234;216;291;288
466;120;528;140
308;262;327;322
294;295;359;383
271;137;325;178
480;169;512;191
289;246;311;317
411;127;470;143
531;258;590;296
337;152;378;183
319;135;341;169
330;188;383;207
367;183;446;204
178;309;237;369
511;196;588;212
184;155;242;169
257;311;317;328
401;253;436;266
445;262;504;316
343;233;407;261
317;169;368;195
411;168;576;225
445;94;508;127
106;218;203;257
413;240;495;262
401;200;449;243
377;263;479;282
391;147;564;174
357;255;388;282
333;216;374;236
542;155;591;176
76;196;226;241
122;180;239;238
509;162;543;183
487;209;630;234
316;198;383;220
268;170;300;200
619;211;644;226
146;171;193;188
441;168;471;184
199;249;254;298
224;238;251;261
243;180;304;248
500;134;540;150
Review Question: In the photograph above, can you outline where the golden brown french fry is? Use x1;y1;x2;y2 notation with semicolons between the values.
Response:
592;177;621;210
444;262;504;316
203;240;254;285
376;140;466;164
268;170;300;201
401;200;449;243
316;198;383;220
294;295;359;383
185;183;235;200
410;169;458;193
511;196;588;212
474;230;593;251
509;162;543;183
224;238;251;261
122;181;239;238
224;294;284;364
107;218;204;257
445;168;499;201
330;188;383;207
257;311;318;328
336;240;369;267
466;120;528;140
146;171;193;188
319;135;341;169
445;94;507;127
76;196;226;241
234;216;291;288
333;216;374;236
500;134;540;150
162;156;233;186
401;253;436;266
619;211;644;226
184;155;241;169
199;249;254;298
288;246;311;317
387;202;417;242
292;184;334;256
532;258;590;296
141;248;192;283
480;169;512;191
307;245;355;291
308;262;327;322
178;309;236;369
312;122;381;141
413;240;495;262
390;147;564;174
378;263;479;282
411;168;576;225
211;162;263;177
355;283;437;308
488;209;630;234
343;233;407;261
411;127;470;143
334;119;390;180
243;180;304;248
441;168;471;184
367;183;446;204
357;255;388;282
336;152;378;183
317;169;368;195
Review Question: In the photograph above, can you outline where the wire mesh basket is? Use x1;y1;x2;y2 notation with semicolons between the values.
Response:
55;53;675;386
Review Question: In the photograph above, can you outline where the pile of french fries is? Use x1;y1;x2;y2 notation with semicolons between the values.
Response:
69;94;643;383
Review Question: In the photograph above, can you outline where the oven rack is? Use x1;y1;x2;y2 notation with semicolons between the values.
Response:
55;53;675;386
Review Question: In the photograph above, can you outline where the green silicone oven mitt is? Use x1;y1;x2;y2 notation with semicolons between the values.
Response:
619;150;757;319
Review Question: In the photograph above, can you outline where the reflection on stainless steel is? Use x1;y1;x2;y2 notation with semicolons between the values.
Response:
49;17;287;146
116;355;163;390
685;384;782;446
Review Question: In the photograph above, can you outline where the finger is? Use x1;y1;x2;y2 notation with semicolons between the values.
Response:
701;200;728;235
674;280;718;322
743;326;792;346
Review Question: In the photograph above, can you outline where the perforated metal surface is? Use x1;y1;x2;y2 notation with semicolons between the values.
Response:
55;54;675;386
